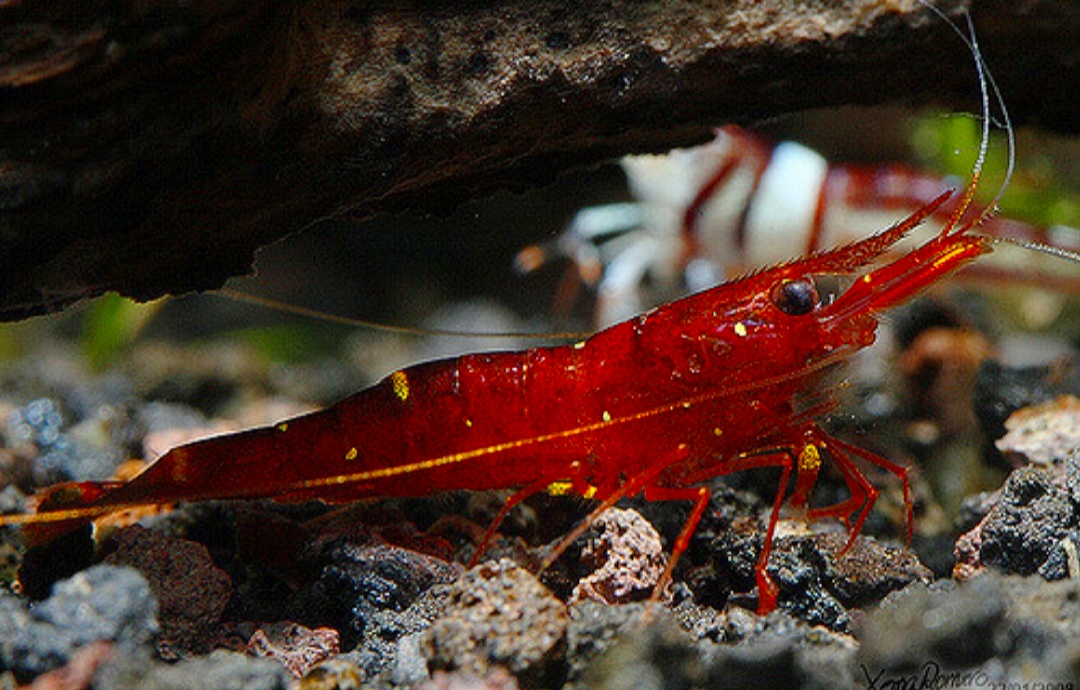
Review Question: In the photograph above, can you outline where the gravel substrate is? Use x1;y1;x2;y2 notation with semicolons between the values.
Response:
1;317;1078;689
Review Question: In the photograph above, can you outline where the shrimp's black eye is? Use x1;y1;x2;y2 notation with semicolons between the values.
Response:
770;277;819;316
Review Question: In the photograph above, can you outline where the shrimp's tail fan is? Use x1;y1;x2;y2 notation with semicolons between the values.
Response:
3;481;124;548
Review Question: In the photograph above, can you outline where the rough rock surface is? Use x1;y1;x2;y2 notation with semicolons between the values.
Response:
954;451;1080;580
0;565;158;682
102;525;233;656
1;0;1075;319
857;573;1077;684
424;559;569;688
568;507;668;605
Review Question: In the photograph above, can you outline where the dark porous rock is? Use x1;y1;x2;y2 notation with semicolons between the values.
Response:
1037;529;1080;580
699;525;929;629
287;538;460;677
693;520;765;607
581;612;702;690
858;577;1006;671
974;458;1079;577
423;558;568;688
858;573;1077;684
0;564;157;682
338;585;452;682
814;533;932;609
333;541;459;613
102;525;232;656
767;537;850;631
95;649;290;690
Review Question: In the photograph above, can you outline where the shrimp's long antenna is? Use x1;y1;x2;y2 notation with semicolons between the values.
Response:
916;1;1014;233
215;288;588;341
985;235;1080;266
916;3;1080;276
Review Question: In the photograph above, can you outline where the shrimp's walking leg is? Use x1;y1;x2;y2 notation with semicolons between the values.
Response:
470;461;595;567
826;436;914;545
660;445;802;612
538;446;693;572
641;484;710;602
535;449;686;570
804;444;876;550
799;434;913;548
709;450;797;613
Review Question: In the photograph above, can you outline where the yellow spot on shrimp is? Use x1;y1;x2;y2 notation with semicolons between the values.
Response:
276;422;288;432
734;322;747;337
546;481;573;496
713;427;723;437
573;341;586;350
345;447;359;461
465;418;473;427
391;371;410;401
546;481;597;499
602;410;611;422
799;444;822;472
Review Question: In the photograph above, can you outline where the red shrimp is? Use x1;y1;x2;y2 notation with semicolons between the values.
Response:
1;183;989;612
0;5;1027;615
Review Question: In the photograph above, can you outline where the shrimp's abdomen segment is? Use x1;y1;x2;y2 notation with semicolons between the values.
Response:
86;342;628;509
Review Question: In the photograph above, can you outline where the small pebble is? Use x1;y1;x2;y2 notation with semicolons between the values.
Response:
995;394;1080;466
423;559;568;687
246;622;340;678
569;507;668;605
102;526;232;655
0;565;157;682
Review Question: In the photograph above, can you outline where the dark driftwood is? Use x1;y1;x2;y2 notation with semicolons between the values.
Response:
0;0;1075;320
